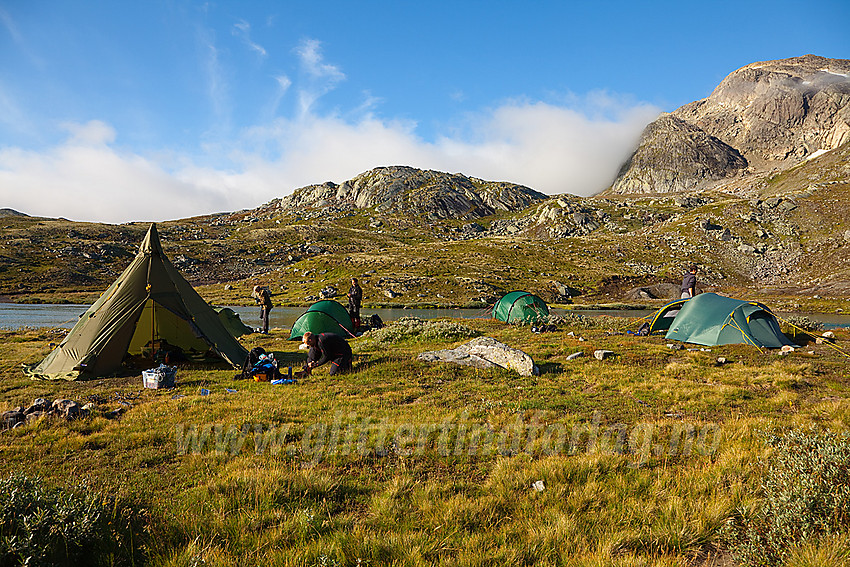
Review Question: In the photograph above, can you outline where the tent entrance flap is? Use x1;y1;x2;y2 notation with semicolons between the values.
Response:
128;299;210;354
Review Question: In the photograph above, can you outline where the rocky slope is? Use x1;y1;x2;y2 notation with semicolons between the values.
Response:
610;55;850;195
269;166;548;220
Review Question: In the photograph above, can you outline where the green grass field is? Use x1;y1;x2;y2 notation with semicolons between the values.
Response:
1;316;850;566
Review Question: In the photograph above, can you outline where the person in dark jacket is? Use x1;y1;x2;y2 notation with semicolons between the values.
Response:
302;331;353;375
347;277;363;329
681;265;698;299
252;284;273;334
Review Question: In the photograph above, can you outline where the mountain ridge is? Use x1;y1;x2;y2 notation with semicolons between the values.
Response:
609;54;850;195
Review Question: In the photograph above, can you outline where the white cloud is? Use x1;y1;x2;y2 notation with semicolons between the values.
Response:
294;39;346;116
0;98;659;223
233;19;267;57
0;34;660;224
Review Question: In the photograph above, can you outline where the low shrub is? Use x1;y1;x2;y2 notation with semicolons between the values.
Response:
723;428;850;566
0;473;145;566
558;313;635;331
365;317;479;344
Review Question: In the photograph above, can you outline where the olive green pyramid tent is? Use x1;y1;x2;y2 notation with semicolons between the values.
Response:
665;293;794;348
215;307;254;338
289;300;355;340
492;291;549;324
25;224;248;380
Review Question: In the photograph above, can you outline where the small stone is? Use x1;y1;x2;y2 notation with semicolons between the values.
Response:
716;357;727;365
566;352;584;360
594;350;615;360
781;345;795;353
667;343;684;351
533;480;545;492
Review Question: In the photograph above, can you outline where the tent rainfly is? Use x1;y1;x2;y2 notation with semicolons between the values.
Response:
664;292;794;348
289;300;355;340
492;291;549;324
644;298;690;335
25;224;248;380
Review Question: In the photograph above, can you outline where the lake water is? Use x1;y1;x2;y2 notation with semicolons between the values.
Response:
1;303;848;331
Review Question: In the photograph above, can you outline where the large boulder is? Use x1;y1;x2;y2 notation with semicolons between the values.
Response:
418;337;538;376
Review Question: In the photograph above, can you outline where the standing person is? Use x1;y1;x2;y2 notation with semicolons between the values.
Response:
251;284;273;334
302;331;353;375
681;265;698;299
347;277;363;329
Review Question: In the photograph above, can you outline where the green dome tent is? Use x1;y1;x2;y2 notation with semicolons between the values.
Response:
492;291;549;324
665;293;794;348
289;300;355;340
24;224;248;380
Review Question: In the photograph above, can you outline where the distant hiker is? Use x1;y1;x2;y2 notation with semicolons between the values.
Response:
252;284;273;334
347;277;363;329
681;265;698;299
302;331;353;376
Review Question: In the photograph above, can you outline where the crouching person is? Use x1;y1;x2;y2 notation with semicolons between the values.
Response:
302;331;353;376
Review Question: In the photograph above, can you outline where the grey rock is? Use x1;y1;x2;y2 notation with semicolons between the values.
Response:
51;399;80;419
25;411;45;422
566;352;584;361
24;398;51;415
719;228;733;242
2;410;24;429
418;337;538;376
610;55;850;195
594;350;615;360
668;343;684;351
276;166;547;221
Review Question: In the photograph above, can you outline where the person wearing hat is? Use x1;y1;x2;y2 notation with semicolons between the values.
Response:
251;284;273;334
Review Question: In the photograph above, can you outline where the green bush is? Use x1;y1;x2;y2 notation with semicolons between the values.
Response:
723;429;850;566
0;473;144;567
558;313;634;331
365;316;479;344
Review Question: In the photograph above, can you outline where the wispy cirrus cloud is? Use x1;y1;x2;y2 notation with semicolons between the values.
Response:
233;19;267;57
294;39;346;116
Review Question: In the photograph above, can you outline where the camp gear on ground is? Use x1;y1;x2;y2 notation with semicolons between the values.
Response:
24;224;248;380
664;293;794;348
289;300;355;340
492;291;549;324
142;364;176;389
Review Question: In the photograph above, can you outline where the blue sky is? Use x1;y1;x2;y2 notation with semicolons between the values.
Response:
1;0;848;223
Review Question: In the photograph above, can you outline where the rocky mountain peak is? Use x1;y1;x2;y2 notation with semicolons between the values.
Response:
610;55;850;195
276;166;548;220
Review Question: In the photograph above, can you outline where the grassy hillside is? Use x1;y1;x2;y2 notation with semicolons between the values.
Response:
1;145;848;316
2;315;850;565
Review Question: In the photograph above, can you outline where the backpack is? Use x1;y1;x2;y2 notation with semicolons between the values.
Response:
237;347;267;380
369;314;384;329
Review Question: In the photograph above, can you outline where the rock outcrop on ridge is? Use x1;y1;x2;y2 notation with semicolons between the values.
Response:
610;55;850;195
275;166;548;220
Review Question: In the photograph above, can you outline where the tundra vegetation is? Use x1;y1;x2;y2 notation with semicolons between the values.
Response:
1;315;849;566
